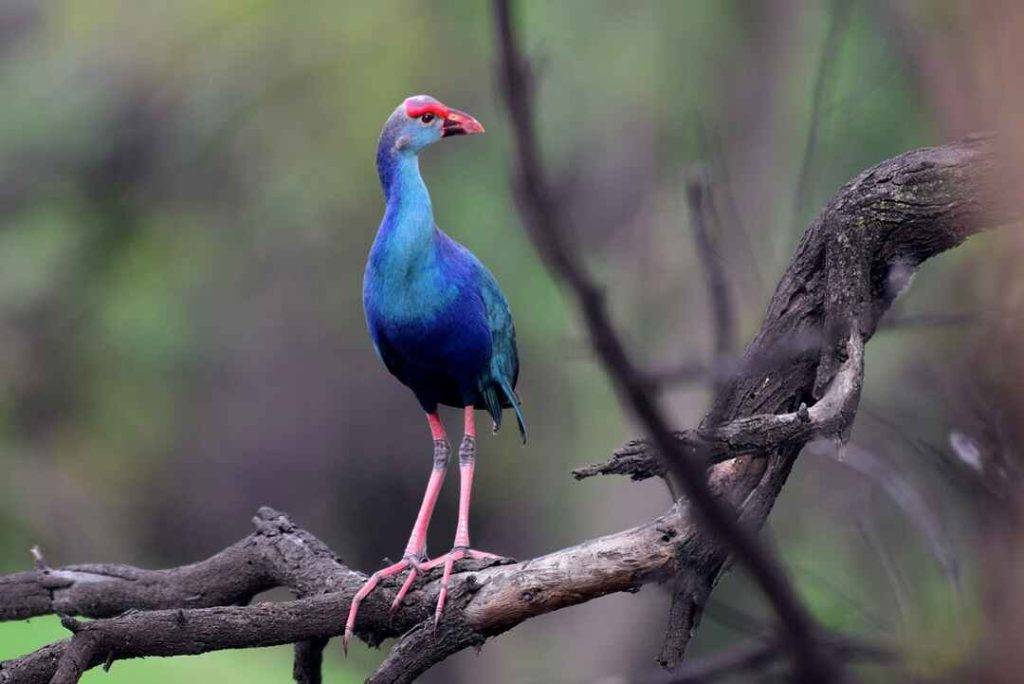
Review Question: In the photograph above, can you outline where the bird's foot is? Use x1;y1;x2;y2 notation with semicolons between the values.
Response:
343;554;424;655
414;546;504;628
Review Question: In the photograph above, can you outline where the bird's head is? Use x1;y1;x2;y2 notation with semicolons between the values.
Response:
380;95;485;156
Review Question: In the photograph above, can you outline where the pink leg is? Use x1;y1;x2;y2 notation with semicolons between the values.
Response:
401;459;446;559
419;407;502;627
454;425;475;550
343;412;451;654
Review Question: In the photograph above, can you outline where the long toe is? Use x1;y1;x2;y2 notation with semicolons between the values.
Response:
343;557;411;654
434;555;456;628
391;567;419;613
411;546;510;630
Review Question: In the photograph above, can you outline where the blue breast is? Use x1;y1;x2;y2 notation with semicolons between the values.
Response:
364;217;493;409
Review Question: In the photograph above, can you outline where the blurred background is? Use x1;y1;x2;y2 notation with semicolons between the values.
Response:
1;1;1023;681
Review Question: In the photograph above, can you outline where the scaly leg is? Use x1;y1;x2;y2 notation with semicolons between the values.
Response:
416;406;501;627
342;413;451;654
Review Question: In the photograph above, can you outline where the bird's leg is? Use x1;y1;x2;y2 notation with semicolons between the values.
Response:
416;406;502;627
403;414;451;560
342;413;451;654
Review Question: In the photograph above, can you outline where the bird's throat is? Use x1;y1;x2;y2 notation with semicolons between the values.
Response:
373;151;437;270
382;154;431;215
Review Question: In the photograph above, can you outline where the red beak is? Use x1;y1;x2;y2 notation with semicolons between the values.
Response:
442;108;485;137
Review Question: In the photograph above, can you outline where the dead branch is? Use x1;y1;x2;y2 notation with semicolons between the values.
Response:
794;0;854;216
575;332;863;482
2;503;704;684
0;507;352;623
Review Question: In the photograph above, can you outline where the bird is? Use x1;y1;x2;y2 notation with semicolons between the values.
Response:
345;95;526;651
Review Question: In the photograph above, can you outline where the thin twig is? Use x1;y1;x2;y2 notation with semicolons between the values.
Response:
794;0;853;218
686;168;737;364
879;311;975;330
646;631;894;684
575;335;864;483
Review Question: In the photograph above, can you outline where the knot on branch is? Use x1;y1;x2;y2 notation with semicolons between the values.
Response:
59;615;84;634
252;506;294;536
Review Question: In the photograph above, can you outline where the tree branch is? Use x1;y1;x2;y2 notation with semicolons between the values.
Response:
1;503;702;684
0;507;352;623
574;331;863;483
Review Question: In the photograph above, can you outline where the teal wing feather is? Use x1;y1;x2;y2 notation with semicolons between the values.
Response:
475;262;527;443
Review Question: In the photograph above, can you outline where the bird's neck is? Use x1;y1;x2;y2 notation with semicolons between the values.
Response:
375;148;436;259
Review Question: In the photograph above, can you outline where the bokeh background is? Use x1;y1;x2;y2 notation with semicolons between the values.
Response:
2;1;1023;682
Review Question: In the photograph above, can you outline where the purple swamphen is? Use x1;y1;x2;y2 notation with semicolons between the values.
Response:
346;95;526;650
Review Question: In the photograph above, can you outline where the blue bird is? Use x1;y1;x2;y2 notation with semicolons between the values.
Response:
345;95;526;649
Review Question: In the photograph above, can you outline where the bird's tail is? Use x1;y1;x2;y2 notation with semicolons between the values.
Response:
498;378;527;444
482;380;527;444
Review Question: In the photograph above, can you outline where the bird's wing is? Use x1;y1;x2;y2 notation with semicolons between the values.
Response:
478;270;519;388
471;255;526;442
437;232;526;441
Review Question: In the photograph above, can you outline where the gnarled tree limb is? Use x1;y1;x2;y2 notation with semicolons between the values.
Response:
0;507;354;623
1;503;703;684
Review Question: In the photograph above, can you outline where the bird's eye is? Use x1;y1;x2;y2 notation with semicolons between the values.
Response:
419;113;435;124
